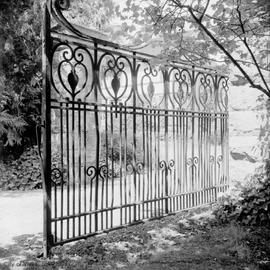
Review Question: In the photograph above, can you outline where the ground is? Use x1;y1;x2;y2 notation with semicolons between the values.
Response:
0;206;269;270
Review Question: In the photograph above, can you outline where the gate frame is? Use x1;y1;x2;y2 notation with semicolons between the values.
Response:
41;0;229;257
42;2;52;257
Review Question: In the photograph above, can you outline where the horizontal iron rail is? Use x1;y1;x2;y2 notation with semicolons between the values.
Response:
51;185;228;222
51;202;215;246
50;100;228;117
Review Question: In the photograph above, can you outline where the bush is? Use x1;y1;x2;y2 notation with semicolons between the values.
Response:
0;146;42;190
214;165;270;226
0;146;62;190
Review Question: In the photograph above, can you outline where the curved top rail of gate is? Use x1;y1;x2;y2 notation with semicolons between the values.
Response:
46;0;228;112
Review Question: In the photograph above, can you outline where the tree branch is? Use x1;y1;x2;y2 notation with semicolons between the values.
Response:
166;0;270;95
183;4;270;96
198;0;210;22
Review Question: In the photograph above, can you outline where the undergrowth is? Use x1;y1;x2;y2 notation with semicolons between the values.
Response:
214;165;270;226
0;146;61;190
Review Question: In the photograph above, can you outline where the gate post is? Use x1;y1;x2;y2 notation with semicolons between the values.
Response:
42;2;52;257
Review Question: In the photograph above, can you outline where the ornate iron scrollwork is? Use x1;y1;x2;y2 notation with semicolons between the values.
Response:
169;67;192;110
51;44;94;100
98;53;132;104
51;168;62;185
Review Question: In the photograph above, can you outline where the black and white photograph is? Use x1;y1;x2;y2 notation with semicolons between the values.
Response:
0;0;269;269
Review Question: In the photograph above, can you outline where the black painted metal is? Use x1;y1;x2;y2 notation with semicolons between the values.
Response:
42;0;229;256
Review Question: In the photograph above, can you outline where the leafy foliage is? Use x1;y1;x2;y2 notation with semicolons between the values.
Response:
0;111;27;145
0;146;62;190
214;167;270;226
0;146;42;190
0;0;43;148
116;0;270;96
0;0;115;152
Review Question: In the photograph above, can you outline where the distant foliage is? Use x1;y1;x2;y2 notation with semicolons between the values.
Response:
214;166;270;226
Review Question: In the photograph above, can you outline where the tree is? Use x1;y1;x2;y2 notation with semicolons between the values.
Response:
0;0;115;157
115;0;270;96
0;0;43;151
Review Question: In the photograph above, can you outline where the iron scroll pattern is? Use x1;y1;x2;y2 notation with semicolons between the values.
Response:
47;0;228;112
51;44;228;111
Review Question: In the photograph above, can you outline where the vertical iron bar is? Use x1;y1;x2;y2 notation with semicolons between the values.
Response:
60;103;64;241
71;101;75;238
42;3;52;257
157;110;161;215
191;67;195;208
124;106;128;224
176;110;180;211
185;112;188;208
119;103;123;225
65;100;70;238
83;102;87;234
172;111;176;212
154;109;157;217
191;112;195;207
94;43;100;232
198;113;201;206
78;101;81;236
149;108;153;216
146;107;149;217
142;107;146;219
110;103;114;227
225;113;229;191
179;112;183;210
164;68;169;214
105;105;109;229
132;53;137;221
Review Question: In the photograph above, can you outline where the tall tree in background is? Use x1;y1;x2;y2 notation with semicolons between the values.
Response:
0;0;114;158
0;0;42;155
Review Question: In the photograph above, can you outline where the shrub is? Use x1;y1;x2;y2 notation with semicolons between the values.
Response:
0;146;62;190
0;146;42;190
214;165;270;226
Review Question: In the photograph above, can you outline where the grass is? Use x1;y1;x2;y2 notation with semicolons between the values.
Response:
0;207;269;270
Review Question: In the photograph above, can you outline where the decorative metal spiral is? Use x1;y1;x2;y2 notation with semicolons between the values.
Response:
136;162;144;174
51;168;62;185
159;160;167;171
98;165;108;182
187;157;193;167
217;155;223;167
209;155;215;164
86;166;97;182
168;159;175;169
126;163;135;175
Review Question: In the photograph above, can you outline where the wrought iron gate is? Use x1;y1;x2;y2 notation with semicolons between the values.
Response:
42;0;229;256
